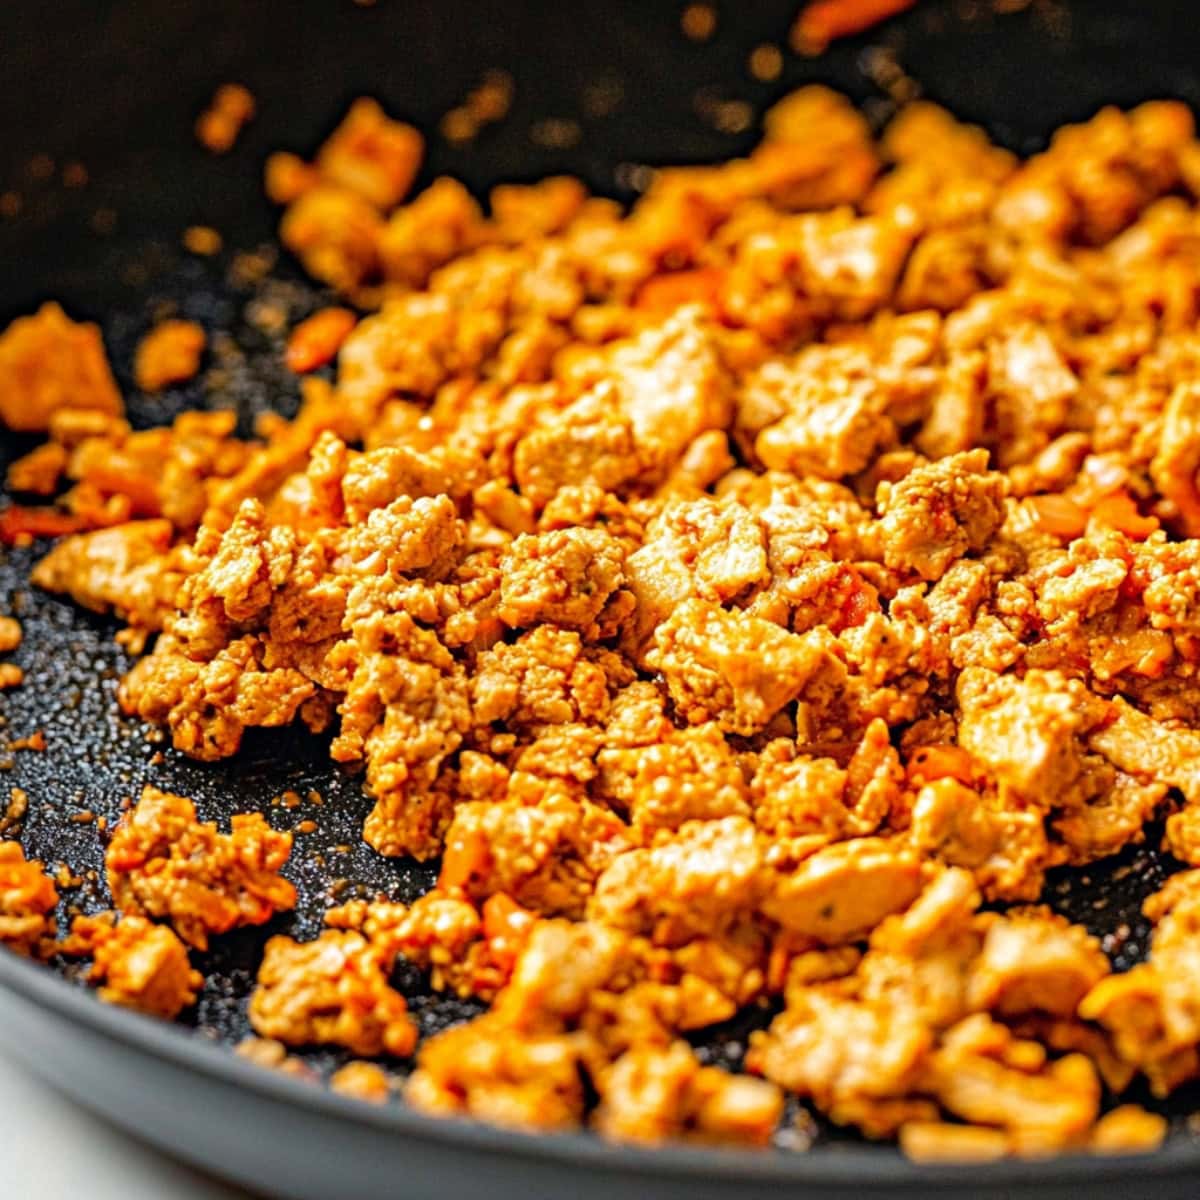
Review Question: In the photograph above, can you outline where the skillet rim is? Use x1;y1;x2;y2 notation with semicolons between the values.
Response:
0;942;1196;1190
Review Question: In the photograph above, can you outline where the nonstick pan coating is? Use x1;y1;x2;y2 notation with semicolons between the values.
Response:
2;1;1200;1196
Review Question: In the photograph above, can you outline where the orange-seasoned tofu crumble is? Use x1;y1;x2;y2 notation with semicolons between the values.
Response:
133;319;206;393
6;81;1200;1161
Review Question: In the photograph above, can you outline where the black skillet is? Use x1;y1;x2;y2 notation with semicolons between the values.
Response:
2;1;1200;1196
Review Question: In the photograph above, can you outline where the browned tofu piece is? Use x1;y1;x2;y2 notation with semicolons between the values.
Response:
249;930;416;1058
762;837;923;943
0;302;122;432
0;841;58;955
134;319;206;392
64;912;201;1020
875;449;1005;581
497;527;626;633
593;1041;783;1146
316;97;424;210
106;785;295;950
647;598;839;735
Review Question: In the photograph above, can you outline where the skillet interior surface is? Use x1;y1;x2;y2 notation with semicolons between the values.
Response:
3;0;1200;1194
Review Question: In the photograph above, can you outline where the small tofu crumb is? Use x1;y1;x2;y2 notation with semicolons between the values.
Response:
0;786;28;834
330;1060;392;1104
235;1035;316;1080
748;43;784;81
286;308;357;374
0;301;123;431
900;1121;1011;1163
62;912;201;1018
6;442;68;495
0;616;21;653
440;107;479;146
467;71;515;125
264;152;321;205
55;864;82;890
182;225;223;256
196;83;256;154
681;3;717;41
134;319;206;392
1089;1106;1169;1156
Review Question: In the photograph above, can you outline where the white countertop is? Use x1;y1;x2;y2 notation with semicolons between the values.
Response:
0;1049;254;1200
